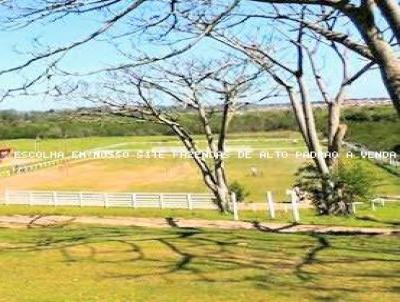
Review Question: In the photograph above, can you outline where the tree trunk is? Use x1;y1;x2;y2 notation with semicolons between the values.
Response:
196;104;232;213
363;33;400;116
376;0;400;43
326;101;347;168
214;181;231;213
168;123;230;212
297;78;330;175
347;3;400;115
315;180;352;215
287;88;310;146
327;102;340;148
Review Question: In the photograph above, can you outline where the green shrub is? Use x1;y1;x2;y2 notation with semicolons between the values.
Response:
296;158;379;215
336;159;379;204
229;181;249;203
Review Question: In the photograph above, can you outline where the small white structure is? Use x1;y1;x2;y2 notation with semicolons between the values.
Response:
266;191;275;219
231;192;239;221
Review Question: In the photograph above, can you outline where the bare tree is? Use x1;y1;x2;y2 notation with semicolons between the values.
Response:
203;10;373;214
1;1;399;114
76;58;274;212
0;0;240;100
0;0;394;214
238;0;400;115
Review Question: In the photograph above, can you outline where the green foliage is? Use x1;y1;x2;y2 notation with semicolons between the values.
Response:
0;106;398;155
345;121;400;153
335;159;379;203
342;106;399;153
296;159;379;215
229;181;249;202
0;108;300;139
342;106;398;122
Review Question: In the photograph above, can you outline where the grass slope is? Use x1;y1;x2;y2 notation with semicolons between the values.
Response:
342;106;399;152
0;225;398;302
1;131;399;201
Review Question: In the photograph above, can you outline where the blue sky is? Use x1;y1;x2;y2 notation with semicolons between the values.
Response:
0;2;388;111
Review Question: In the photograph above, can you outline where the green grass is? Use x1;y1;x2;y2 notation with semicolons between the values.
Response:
7;154;398;202
0;202;398;228
1;132;399;201
343;105;399;152
3;154;306;202
347;121;400;151
0;131;303;152
0;225;398;302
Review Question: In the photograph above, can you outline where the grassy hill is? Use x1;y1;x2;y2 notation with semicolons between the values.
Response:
341;106;399;152
1;105;398;153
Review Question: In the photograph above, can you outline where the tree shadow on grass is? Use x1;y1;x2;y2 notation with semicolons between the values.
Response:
251;220;298;233
294;233;331;281
0;220;399;300
356;215;400;227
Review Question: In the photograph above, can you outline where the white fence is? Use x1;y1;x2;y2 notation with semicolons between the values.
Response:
1;190;397;222
0;158;70;178
2;190;217;210
343;142;400;167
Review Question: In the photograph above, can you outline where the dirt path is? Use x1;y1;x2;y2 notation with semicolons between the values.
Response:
0;215;398;235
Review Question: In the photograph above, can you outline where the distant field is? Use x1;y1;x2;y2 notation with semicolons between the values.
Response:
346;121;400;152
0;131;302;152
342;106;399;152
0;131;399;201
0;156;304;202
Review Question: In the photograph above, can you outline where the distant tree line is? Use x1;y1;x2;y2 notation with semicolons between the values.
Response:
0;106;398;153
0;108;301;138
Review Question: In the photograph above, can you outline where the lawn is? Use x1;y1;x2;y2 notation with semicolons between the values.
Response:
0;201;399;228
1;153;398;202
0;154;306;202
0;131;303;153
0;225;398;302
346;121;400;152
1;132;399;202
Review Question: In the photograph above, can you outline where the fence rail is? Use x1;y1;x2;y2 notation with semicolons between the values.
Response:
343;142;399;167
1;190;217;210
0;158;71;178
1;190;397;223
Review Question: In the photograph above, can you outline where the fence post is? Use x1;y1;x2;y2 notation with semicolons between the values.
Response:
267;191;275;219
29;192;33;206
351;202;357;214
159;194;164;209
4;190;9;205
231;192;239;221
104;193;108;208
53;191;57;207
187;193;193;210
371;200;376;211
131;193;137;208
284;189;292;213
78;192;83;207
291;191;300;223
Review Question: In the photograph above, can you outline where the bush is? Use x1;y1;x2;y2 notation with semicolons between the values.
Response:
296;159;379;215
229;181;249;203
336;159;379;204
343;110;371;122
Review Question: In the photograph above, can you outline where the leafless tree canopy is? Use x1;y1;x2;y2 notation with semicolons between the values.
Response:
1;0;399;215
71;57;275;211
1;0;399;114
